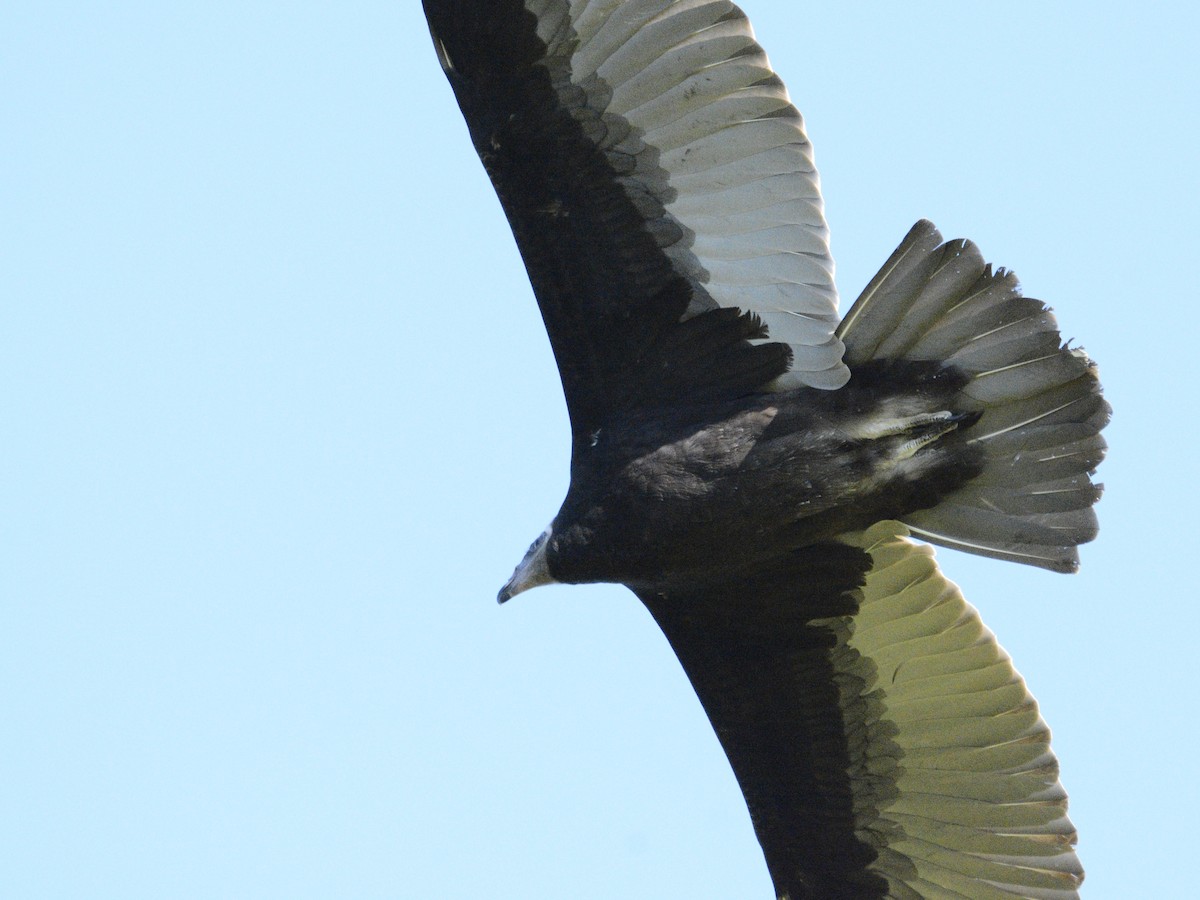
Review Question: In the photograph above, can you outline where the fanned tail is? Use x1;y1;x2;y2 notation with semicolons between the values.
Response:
838;220;1109;572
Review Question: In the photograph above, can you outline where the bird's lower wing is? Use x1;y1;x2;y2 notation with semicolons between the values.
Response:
635;521;1081;900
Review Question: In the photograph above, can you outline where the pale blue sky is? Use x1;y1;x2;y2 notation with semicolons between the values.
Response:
4;2;1195;897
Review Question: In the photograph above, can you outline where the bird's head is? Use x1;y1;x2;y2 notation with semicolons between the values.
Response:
497;526;559;603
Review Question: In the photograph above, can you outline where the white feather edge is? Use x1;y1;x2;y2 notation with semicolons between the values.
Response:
833;521;1082;898
524;0;848;388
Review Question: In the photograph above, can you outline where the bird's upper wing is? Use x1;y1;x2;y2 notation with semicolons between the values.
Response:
635;521;1082;900
423;0;849;437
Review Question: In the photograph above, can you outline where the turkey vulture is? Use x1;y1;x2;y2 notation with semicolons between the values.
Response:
422;1;1107;897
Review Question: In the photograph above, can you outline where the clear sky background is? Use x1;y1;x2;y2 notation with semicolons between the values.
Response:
4;2;1196;897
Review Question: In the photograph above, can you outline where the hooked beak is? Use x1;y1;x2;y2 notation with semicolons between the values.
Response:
497;527;557;603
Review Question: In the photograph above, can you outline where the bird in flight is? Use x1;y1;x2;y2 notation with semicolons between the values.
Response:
422;2;1108;897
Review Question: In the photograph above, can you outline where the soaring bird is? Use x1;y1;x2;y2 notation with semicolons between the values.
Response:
422;2;1108;897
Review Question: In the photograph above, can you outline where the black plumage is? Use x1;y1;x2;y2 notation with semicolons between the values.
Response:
424;2;1108;897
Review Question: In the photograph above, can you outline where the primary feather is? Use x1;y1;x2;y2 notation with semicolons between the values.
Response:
424;2;1108;897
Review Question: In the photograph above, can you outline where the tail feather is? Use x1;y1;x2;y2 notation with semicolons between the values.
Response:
913;294;1053;362
836;220;954;361
969;473;1102;516
838;220;1109;572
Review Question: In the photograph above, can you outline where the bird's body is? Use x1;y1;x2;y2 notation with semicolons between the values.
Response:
423;1;1108;896
549;360;980;590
